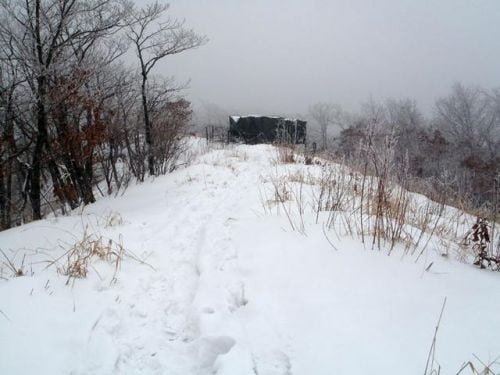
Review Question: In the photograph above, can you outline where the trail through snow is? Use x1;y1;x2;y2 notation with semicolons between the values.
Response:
74;148;280;374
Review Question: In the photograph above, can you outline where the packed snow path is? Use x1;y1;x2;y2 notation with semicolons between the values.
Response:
1;142;499;374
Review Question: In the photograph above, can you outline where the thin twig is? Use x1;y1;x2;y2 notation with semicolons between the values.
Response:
0;308;11;322
322;222;339;251
424;297;447;375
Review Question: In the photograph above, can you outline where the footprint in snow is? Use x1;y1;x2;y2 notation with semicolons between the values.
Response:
193;336;236;370
227;282;248;312
201;306;215;314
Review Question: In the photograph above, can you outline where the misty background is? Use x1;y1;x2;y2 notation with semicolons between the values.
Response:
157;0;500;119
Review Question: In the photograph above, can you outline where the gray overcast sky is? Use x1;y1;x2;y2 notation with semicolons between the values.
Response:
150;0;500;116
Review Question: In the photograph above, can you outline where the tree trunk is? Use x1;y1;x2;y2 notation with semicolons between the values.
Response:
321;123;327;151
83;157;95;204
0;90;16;229
29;0;47;221
0;165;6;230
141;74;154;177
82;105;96;204
30;75;49;220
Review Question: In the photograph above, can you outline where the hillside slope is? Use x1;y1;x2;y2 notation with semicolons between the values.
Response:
1;141;499;374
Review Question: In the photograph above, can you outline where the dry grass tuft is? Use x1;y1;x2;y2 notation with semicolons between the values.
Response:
263;144;475;259
0;248;25;277
456;355;500;374
57;228;126;285
271;177;292;203
274;146;296;164
226;149;249;162
104;211;124;228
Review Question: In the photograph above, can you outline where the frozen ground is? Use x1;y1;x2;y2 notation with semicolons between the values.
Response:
1;140;499;374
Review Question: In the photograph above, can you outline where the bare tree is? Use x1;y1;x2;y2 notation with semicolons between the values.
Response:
385;98;426;173
435;83;497;154
126;1;206;176
200;101;229;128
434;83;500;205
484;87;500;160
308;102;344;150
386;98;422;131
0;0;130;218
0;36;26;229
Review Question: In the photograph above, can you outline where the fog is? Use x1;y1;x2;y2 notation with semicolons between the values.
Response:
153;0;500;116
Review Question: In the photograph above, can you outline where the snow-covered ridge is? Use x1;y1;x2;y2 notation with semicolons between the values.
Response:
1;139;499;374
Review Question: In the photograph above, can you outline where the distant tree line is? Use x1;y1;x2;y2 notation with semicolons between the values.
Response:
0;0;206;230
309;83;500;211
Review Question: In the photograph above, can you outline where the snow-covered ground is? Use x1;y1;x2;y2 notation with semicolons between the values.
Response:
1;139;499;374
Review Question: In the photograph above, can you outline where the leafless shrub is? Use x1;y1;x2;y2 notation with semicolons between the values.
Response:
286;170;308;185
265;168;307;234
322;166;354;228
274;145;296;164
269;142;450;258
462;218;500;271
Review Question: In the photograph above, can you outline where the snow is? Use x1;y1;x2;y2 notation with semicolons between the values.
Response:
1;139;499;374
230;115;302;122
